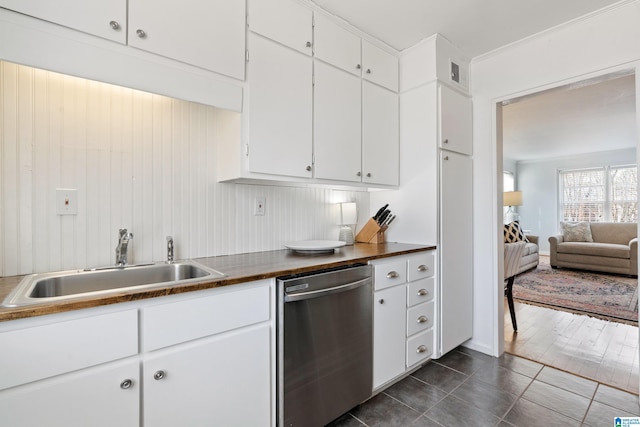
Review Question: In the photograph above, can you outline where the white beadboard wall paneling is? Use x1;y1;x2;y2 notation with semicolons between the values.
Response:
1;61;373;276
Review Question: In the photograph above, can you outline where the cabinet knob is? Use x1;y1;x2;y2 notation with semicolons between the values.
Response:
443;139;449;144
417;289;428;296
109;21;121;31
378;299;385;304
153;370;166;380
416;345;428;354
444;156;449;161
356;64;361;69
366;173;372;178
306;165;312;172
120;379;133;389
366;69;371;74
417;265;429;272
386;271;399;279
356;171;362;177
136;29;147;38
305;41;312;48
417;315;428;324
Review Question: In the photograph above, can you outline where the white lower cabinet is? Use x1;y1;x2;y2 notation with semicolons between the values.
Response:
143;324;270;427
371;251;436;390
0;358;140;427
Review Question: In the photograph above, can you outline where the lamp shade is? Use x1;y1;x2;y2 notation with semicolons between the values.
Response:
338;202;357;225
503;191;523;207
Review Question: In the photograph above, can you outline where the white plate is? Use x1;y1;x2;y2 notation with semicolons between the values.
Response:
283;240;346;253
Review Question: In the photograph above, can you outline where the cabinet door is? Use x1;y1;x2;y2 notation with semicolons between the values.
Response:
0;0;126;43
362;40;398;91
314;13;361;75
128;0;245;79
144;324;271;427
439;84;473;155
248;34;313;178
440;150;473;355
0;359;139;427
314;61;362;182
373;285;406;389
249;0;313;55
362;82;399;186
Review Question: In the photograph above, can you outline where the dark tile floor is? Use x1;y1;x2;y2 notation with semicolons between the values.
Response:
327;347;640;427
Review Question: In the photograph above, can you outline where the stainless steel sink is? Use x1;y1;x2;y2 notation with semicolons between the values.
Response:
3;261;225;307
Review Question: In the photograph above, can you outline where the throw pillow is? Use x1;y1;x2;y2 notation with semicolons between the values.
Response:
560;221;594;242
504;221;529;243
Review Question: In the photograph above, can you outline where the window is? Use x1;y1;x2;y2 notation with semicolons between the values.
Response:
559;165;637;222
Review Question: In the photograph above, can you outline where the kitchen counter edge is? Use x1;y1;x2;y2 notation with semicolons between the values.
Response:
0;242;435;322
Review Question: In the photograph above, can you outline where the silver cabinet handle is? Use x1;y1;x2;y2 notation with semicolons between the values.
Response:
356;64;361;69
366;69;371;74
378;299;385;304
386;271;399;279
120;379;133;389
136;29;147;38
153;370;166;380
305;41;312;48
444;156;449;161
417;265;429;272
306;165;312;172
417;315;428;323
443;139;449;144
366;173;372;178
109;21;121;31
356;171;361;176
416;345;427;354
417;289;428;296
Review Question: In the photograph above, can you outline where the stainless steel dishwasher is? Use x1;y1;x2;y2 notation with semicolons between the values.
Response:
277;263;373;427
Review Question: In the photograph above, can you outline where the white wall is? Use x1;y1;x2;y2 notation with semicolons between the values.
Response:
517;148;636;253
0;61;369;277
470;0;640;356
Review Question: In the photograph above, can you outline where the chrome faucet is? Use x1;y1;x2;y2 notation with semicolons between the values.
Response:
166;236;174;264
115;228;133;267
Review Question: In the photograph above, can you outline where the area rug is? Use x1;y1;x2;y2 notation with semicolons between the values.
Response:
513;255;638;324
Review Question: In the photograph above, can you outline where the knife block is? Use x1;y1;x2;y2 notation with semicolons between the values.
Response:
355;218;386;244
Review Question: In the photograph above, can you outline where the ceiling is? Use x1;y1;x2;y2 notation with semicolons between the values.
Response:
502;73;637;162
310;0;626;56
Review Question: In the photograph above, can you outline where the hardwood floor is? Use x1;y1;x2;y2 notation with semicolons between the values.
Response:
504;299;640;394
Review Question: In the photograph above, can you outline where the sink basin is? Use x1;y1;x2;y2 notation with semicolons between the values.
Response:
3;261;225;307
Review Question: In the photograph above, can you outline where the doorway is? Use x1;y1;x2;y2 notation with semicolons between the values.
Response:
498;70;639;393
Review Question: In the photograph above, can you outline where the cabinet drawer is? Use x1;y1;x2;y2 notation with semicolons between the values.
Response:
407;278;435;307
142;281;270;351
407;252;435;282
407;301;434;336
406;329;433;368
373;259;407;291
0;309;138;391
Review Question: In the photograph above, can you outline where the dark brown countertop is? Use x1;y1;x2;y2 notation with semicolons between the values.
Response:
0;242;435;322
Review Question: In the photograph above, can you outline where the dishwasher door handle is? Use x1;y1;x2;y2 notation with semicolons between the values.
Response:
284;277;371;302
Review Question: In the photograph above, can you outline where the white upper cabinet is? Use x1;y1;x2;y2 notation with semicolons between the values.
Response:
314;13;361;75
362;82;399;186
314;61;362;182
362;40;399;92
439;84;473;155
0;0;127;43
248;33;313;178
249;0;313;55
128;0;245;79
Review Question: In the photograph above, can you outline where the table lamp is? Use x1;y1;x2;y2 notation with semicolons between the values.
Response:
338;202;357;245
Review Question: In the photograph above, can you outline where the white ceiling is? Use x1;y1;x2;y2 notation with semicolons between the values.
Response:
310;0;625;56
502;73;637;162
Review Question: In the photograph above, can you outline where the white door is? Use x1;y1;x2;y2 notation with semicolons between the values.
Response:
128;0;246;78
362;82;399;186
248;34;313;178
143;324;271;427
440;150;473;355
0;359;139;427
314;61;362;182
373;285;406;388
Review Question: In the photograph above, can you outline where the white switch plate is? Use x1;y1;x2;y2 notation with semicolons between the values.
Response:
255;197;265;216
56;188;78;215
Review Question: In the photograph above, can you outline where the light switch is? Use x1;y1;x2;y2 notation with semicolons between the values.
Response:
56;188;78;215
